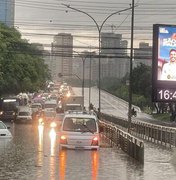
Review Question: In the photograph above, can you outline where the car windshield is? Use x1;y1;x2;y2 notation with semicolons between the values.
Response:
65;105;82;111
31;104;41;108
19;112;31;116
44;104;56;109
63;117;97;132
0;122;7;129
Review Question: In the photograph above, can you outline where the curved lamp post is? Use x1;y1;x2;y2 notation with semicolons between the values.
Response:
73;51;88;108
62;3;134;118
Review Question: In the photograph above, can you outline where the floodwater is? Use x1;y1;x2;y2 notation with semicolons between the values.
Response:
0;123;176;180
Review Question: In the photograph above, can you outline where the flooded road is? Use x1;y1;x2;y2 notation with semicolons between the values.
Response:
0;123;176;180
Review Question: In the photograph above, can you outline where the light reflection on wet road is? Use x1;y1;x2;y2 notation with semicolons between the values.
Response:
0;123;176;180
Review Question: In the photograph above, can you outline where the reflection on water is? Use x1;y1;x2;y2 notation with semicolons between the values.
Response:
0;123;176;180
37;124;44;167
58;149;99;180
49;128;56;156
59;150;66;180
91;151;99;180
38;124;44;152
49;127;57;180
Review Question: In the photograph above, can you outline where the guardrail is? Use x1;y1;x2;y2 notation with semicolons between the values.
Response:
131;121;176;148
100;120;144;164
100;112;176;148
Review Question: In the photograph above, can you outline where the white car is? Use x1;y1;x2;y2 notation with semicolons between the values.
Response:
59;111;100;150
15;106;33;123
0;121;12;138
31;103;42;113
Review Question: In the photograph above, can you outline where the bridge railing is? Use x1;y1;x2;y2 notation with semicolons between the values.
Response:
100;112;176;148
131;121;176;148
99;120;144;164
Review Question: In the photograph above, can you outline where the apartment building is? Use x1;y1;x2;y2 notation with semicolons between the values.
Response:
100;32;129;79
133;42;152;68
0;0;15;27
51;33;73;82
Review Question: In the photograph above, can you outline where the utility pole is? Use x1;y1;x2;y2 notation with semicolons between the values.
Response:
128;0;135;133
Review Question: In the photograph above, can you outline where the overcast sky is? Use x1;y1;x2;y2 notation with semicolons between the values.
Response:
15;0;176;50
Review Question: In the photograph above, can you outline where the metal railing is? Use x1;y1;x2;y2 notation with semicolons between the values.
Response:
131;121;176;148
100;120;144;163
100;112;176;148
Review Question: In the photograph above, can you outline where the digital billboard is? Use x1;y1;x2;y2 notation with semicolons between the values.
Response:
152;24;176;102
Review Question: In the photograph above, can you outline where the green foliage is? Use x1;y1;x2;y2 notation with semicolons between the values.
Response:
115;85;129;101
152;113;170;122
101;63;152;110
101;77;121;91
132;63;152;97
0;23;50;95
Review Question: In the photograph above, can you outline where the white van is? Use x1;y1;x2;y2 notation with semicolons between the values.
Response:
15;106;32;123
44;100;57;111
59;111;100;150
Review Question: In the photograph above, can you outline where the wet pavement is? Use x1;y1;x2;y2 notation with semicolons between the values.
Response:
0;122;176;180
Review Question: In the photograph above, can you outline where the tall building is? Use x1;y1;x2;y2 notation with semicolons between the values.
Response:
133;42;152;67
0;0;15;27
100;32;129;79
51;33;73;82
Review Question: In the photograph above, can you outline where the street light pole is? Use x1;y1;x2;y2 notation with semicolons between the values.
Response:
73;51;87;108
89;51;92;107
62;4;133;117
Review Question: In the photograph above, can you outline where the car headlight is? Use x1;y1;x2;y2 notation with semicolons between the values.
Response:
50;122;57;128
38;118;43;123
0;111;3;115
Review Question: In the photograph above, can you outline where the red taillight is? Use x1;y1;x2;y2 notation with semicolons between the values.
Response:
91;137;99;146
60;135;67;144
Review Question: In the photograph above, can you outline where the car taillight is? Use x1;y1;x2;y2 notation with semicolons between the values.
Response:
91;137;98;146
60;135;67;144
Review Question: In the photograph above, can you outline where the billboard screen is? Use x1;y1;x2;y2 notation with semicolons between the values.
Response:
152;24;176;102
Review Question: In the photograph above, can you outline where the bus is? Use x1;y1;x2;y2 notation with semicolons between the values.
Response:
0;97;21;121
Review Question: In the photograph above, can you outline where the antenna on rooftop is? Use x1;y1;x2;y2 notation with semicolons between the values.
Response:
111;24;116;33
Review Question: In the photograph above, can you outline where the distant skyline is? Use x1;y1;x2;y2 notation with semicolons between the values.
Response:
15;0;176;50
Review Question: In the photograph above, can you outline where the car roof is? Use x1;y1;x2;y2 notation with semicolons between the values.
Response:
44;100;57;104
64;111;97;119
66;104;82;106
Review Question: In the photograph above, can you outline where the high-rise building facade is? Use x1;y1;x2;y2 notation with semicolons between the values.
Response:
100;32;129;79
0;0;15;27
133;42;152;68
51;33;73;82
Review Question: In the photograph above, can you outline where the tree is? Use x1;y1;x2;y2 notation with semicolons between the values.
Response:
0;23;50;95
131;63;152;98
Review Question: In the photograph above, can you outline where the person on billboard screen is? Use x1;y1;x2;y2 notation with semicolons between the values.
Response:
161;49;176;80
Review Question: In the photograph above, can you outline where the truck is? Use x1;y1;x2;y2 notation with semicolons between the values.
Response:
62;95;84;112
